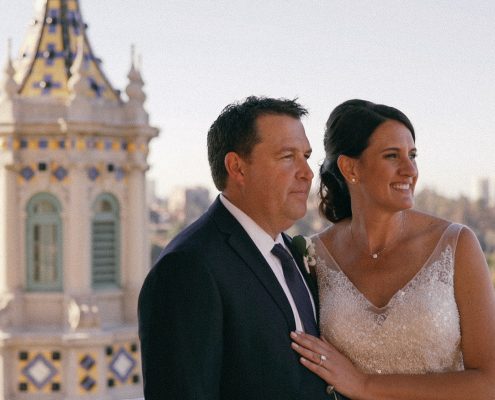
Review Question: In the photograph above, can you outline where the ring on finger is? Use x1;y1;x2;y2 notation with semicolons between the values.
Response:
318;354;327;366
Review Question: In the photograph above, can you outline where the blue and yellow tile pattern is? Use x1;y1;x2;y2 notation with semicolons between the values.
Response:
0;137;145;153
17;350;62;394
106;342;140;389
16;161;129;184
17;0;119;101
77;351;99;395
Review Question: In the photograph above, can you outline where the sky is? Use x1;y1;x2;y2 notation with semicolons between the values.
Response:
1;0;495;199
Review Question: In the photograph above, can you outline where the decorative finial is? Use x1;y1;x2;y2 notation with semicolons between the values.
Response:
131;44;136;69
7;38;12;61
125;44;148;123
67;36;89;98
1;38;18;99
127;45;141;82
126;45;145;100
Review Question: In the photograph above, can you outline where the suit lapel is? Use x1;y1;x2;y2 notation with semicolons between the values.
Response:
210;198;296;331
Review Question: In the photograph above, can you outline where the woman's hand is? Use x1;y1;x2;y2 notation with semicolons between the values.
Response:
291;331;368;399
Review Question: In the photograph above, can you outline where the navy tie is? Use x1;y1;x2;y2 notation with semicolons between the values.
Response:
271;244;318;336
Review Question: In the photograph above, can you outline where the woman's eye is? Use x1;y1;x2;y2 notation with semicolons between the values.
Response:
384;153;397;159
409;152;417;160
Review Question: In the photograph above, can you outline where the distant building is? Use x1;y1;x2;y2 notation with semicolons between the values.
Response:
168;186;212;226
0;1;157;398
149;196;172;261
472;177;492;206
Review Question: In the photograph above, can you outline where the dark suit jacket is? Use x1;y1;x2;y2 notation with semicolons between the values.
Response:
138;197;331;399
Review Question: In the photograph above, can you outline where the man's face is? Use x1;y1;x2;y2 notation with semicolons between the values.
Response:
239;114;314;237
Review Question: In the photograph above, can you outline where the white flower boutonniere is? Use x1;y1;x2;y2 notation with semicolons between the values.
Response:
292;235;317;274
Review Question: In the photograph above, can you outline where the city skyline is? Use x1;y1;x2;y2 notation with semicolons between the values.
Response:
2;0;494;198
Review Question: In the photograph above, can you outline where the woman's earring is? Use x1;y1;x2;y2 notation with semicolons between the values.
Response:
351;178;357;183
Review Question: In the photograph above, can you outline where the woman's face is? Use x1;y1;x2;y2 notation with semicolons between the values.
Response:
354;119;418;212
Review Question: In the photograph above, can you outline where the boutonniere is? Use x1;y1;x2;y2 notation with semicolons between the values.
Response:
292;235;316;274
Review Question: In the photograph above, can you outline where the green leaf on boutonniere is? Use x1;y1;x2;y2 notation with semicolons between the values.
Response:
292;235;307;257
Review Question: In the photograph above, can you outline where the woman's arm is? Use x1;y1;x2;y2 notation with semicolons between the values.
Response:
291;227;495;400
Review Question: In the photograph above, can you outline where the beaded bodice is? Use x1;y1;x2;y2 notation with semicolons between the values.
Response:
315;223;464;374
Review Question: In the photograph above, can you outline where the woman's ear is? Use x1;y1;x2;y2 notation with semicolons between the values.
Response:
337;154;359;184
224;152;246;185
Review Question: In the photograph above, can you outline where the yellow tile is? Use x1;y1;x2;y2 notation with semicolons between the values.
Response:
76;138;85;151
77;351;98;395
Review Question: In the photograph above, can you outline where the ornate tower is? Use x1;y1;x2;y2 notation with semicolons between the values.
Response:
0;0;158;398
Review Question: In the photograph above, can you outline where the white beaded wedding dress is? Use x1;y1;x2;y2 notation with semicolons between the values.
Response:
314;223;464;374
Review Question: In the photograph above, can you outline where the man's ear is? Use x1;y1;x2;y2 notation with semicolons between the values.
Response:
337;154;359;184
224;152;246;185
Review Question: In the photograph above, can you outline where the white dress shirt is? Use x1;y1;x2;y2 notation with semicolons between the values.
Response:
220;194;316;333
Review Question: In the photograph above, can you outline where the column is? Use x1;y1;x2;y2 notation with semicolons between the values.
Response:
65;160;91;296
124;161;149;323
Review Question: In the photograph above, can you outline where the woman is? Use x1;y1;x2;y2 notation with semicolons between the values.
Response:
291;99;495;399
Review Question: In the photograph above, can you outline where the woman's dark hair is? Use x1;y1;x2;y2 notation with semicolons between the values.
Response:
319;99;415;223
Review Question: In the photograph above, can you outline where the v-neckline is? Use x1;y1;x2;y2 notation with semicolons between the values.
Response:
315;224;453;311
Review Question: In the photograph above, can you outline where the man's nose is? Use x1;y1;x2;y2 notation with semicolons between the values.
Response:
299;158;314;181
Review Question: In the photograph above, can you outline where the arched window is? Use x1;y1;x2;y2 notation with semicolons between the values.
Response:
92;193;120;288
26;193;63;291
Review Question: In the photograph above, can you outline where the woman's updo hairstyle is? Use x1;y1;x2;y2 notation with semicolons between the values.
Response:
319;99;415;223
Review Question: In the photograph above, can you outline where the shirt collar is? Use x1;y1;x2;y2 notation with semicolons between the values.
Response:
219;194;284;256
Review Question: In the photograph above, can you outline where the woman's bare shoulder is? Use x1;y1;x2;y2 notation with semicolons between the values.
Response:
313;220;349;251
406;209;452;238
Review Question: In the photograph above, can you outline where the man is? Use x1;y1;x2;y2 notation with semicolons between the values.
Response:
138;96;335;399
